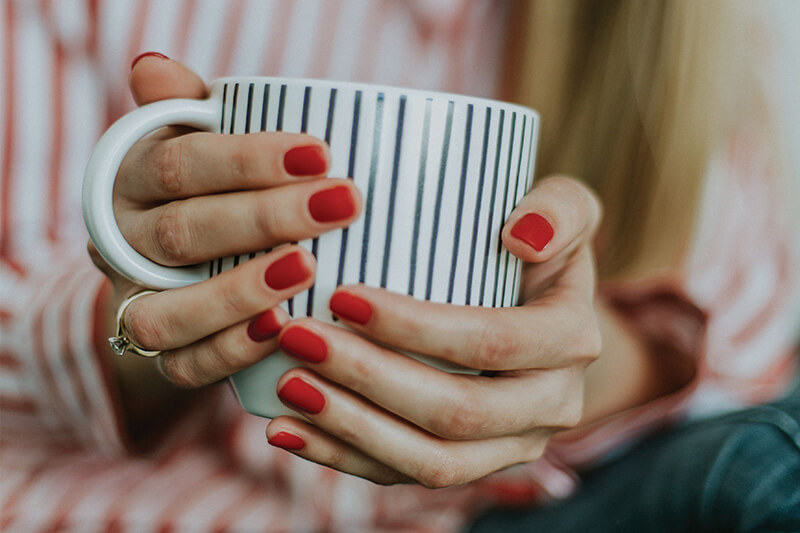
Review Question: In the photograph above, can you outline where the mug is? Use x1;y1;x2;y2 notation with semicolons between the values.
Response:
83;77;540;418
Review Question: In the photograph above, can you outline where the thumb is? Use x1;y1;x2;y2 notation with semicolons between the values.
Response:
501;175;602;264
129;51;207;106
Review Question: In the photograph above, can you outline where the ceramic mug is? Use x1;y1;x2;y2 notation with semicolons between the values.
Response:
83;77;540;417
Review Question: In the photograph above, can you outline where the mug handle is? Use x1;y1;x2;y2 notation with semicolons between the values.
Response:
83;97;220;289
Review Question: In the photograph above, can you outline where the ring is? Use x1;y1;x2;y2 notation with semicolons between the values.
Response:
108;290;162;357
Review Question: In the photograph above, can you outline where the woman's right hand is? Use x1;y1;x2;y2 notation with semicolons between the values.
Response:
90;54;361;407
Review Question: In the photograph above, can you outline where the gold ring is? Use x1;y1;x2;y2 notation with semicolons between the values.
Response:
107;290;162;357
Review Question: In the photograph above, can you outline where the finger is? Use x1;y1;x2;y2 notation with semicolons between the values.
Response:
156;306;289;389
116;131;331;204
129;52;207;105
274;370;549;488
266;418;410;486
278;320;585;439
121;246;315;351
117;178;360;266
501;175;601;264
326;286;601;371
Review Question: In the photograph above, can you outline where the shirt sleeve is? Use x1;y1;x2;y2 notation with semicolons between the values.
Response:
0;251;127;454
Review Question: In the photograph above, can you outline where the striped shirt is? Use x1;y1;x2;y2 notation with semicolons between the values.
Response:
1;1;798;531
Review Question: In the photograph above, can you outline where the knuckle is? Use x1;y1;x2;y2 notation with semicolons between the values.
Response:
206;331;256;375
548;176;603;233
542;369;586;429
152;203;196;265
558;303;602;363
473;318;518;369
322;446;348;472
583;186;603;231
432;389;487;439
215;280;256;318
202;335;236;377
253;196;284;240
557;392;585;429
155;140;187;195
572;307;602;361
124;302;169;351
158;353;203;389
417;452;463;489
229;140;260;182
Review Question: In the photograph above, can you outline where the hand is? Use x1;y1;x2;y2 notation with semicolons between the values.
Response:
89;55;361;433
264;176;603;487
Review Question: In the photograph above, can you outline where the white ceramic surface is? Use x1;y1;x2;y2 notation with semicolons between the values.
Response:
83;77;540;418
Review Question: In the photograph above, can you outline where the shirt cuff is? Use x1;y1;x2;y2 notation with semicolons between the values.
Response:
54;258;129;453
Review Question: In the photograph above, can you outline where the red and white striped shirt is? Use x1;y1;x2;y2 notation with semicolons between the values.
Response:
1;1;798;531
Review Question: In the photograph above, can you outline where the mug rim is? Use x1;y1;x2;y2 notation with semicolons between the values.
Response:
211;76;539;117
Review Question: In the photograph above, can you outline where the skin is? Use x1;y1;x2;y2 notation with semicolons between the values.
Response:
91;56;676;487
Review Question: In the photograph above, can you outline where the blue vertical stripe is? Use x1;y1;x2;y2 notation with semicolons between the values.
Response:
307;88;338;317
465;106;492;305
380;96;406;288
359;93;385;283
493;112;516;307
408;98;433;296
447;104;474;303
479;109;505;306
335;90;363;287
425;101;455;300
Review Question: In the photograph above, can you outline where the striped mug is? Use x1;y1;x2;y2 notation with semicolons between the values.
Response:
83;77;540;418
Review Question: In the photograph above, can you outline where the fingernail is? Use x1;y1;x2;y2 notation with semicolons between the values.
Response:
329;291;372;325
247;309;282;342
265;251;312;290
308;185;356;223
278;377;325;414
511;213;554;251
131;51;169;70
268;431;306;451
284;145;327;176
280;326;327;363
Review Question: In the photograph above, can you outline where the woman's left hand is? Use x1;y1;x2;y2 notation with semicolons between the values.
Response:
265;175;602;487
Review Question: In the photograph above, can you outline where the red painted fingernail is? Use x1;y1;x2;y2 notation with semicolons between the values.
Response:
268;431;306;450
329;291;372;325
278;377;325;414
284;145;327;176
247;309;282;342
265;251;312;290
511;213;554;251
131;51;169;70
308;185;356;223
280;326;327;363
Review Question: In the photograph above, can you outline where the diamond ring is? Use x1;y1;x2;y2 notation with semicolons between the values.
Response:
108;290;162;357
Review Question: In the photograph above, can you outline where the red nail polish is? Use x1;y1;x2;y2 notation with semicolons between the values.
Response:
247;309;282;342
284;145;327;176
511;213;554;251
280;326;327;363
268;431;306;450
278;377;325;414
131;51;169;70
308;185;356;223
265;251;311;290
329;292;372;325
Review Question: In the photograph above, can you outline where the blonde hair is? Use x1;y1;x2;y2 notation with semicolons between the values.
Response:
505;0;777;280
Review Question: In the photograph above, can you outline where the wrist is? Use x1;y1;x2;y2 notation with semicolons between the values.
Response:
580;298;691;425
